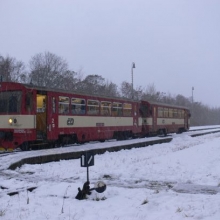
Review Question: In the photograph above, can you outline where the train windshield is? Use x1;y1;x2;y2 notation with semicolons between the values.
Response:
0;91;22;113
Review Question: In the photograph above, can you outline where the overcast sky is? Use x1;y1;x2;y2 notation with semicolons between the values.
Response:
1;0;220;107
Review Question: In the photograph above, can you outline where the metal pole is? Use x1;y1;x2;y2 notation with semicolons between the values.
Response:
191;87;194;124
131;62;135;99
87;166;89;182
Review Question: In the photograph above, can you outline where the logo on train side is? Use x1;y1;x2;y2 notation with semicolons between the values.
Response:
67;118;74;125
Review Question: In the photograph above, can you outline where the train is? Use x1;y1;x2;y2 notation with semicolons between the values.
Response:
0;82;191;151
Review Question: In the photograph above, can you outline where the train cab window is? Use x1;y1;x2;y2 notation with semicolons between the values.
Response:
0;91;22;113
112;102;122;116
59;96;69;114
101;101;111;116
26;92;33;113
123;103;132;116
87;100;99;115
158;107;163;117
71;98;85;115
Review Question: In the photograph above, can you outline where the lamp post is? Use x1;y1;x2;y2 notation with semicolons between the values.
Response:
131;62;135;99
191;87;194;124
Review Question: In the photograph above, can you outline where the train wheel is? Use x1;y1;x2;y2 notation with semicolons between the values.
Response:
163;129;167;136
20;142;29;151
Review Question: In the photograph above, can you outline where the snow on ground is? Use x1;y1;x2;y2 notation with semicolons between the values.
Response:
1;129;220;220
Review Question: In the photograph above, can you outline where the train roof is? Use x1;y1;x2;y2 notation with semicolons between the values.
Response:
0;82;190;110
0;81;139;103
141;99;190;110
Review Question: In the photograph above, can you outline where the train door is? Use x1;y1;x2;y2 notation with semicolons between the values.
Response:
184;110;189;130
47;95;58;141
36;91;47;140
152;106;157;132
133;103;139;131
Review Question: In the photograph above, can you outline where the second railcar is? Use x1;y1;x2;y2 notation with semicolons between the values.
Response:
139;100;190;136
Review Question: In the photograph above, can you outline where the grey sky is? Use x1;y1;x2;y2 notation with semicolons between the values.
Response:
1;0;220;107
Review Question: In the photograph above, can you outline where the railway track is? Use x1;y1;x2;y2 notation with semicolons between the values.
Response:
1;126;220;170
189;126;220;132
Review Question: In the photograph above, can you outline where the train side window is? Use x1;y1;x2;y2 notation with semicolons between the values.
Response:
87;100;99;115
173;109;178;118
123;103;132;116
169;108;173;118
9;96;17;112
101;101;111;116
112;102;122;116
52;97;56;113
181;110;184;118
59;96;69;114
177;109;182;118
164;108;168;117
158;107;163;117
71;98;85;114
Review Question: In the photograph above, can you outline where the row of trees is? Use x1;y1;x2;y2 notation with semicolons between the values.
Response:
1;52;220;126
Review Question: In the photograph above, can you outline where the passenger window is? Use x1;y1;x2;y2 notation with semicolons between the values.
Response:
101;101;111;116
59;96;69;114
181;110;184;118
169;108;173;118
87;100;99;115
71;98;85;115
164;108;168;117
158;107;163;117
112;102;122;116
173;109;178;118
123;103;132;116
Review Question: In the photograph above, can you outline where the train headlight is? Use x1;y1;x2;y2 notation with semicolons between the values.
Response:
9;118;13;125
9;118;17;125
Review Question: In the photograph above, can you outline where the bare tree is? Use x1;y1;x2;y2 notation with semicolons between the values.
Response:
77;74;105;94
102;80;120;97
0;55;26;82
120;81;132;99
140;83;160;101
29;51;68;88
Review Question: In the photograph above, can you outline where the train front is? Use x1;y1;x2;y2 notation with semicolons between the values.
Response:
0;82;35;151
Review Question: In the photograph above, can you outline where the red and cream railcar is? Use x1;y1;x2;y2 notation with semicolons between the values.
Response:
0;82;142;151
139;100;190;136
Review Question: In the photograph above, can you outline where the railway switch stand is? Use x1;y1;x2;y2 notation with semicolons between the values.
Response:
75;181;91;200
75;152;107;200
